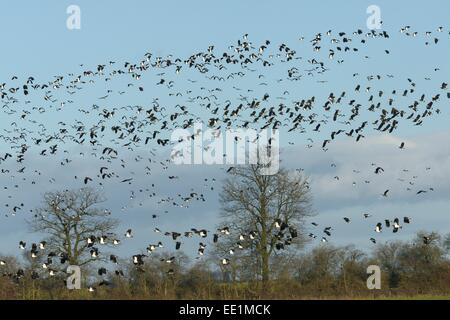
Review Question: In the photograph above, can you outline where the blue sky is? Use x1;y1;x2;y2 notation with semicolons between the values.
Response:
1;0;448;133
0;1;449;261
0;0;448;77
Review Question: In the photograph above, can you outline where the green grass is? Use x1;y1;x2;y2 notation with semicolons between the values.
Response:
377;295;450;300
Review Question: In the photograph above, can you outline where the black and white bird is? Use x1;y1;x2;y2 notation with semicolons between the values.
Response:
133;254;145;266
90;248;99;258
423;236;432;245
375;223;382;233
110;255;118;264
39;241;47;250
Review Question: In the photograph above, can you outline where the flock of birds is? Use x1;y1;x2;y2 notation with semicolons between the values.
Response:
0;25;449;289
309;214;414;244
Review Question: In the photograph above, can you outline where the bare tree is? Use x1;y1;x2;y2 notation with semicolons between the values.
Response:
373;241;404;288
28;188;119;267
217;165;314;285
445;233;450;255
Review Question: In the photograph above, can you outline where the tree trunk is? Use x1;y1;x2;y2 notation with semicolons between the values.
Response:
261;250;270;283
260;193;270;286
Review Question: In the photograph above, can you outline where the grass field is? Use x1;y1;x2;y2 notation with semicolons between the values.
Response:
377;295;450;300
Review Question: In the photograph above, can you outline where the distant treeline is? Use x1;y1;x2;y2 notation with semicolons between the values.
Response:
1;231;449;300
